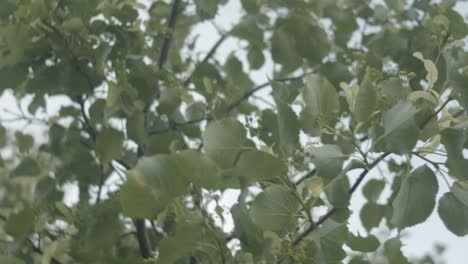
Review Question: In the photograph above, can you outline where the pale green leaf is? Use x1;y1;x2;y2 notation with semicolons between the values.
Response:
413;52;438;89
340;82;359;113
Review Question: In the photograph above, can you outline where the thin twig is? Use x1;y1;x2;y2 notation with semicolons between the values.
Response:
225;71;314;113
184;34;229;86
290;152;390;247
26;238;62;264
158;0;182;69
148;72;315;135
134;219;152;258
294;168;317;186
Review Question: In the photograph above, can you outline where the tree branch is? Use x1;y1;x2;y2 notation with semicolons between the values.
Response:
294;168;316;186
157;0;182;69
225;71;315;114
148;72;315;135
134;219;152;258
183;34;229;86
290;152;390;247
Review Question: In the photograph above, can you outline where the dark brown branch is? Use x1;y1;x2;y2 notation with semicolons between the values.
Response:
184;34;229;86
134;219;152;258
134;0;183;258
294;168;316;186
158;0;182;69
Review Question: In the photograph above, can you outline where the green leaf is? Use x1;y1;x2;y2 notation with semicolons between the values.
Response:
271;15;329;71
194;0;219;20
203;119;247;169
438;183;468;236
96;126;124;163
382;100;419;154
0;256;24;264
307;220;348;263
360;202;386;231
5;208;35;240
176;150;221;189
391;165;438;228
132;155;189;197
354;68;377;122
15;131;34;153
62;17;85;32
272;81;300;156
158;221;203;264
413;52;438;89
249;185;299;231
303;74;340;131
231;204;263;254
11;157;40;177
119;175;164;219
307;145;345;179
234;150;286;181
440;128;468;181
325;173;350;208
379;77;412;110
384;237;410;264
362;179;386;202
347;234;380;252
126;111;146;146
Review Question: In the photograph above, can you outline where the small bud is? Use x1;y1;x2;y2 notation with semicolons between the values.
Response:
448;36;455;42
441;30;447;37
345;58;352;64
431;34;437;40
407;72;416;78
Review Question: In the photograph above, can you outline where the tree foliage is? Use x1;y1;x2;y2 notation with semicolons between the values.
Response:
0;0;467;263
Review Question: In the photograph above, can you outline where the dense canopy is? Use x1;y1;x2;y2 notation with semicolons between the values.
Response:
1;0;468;263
